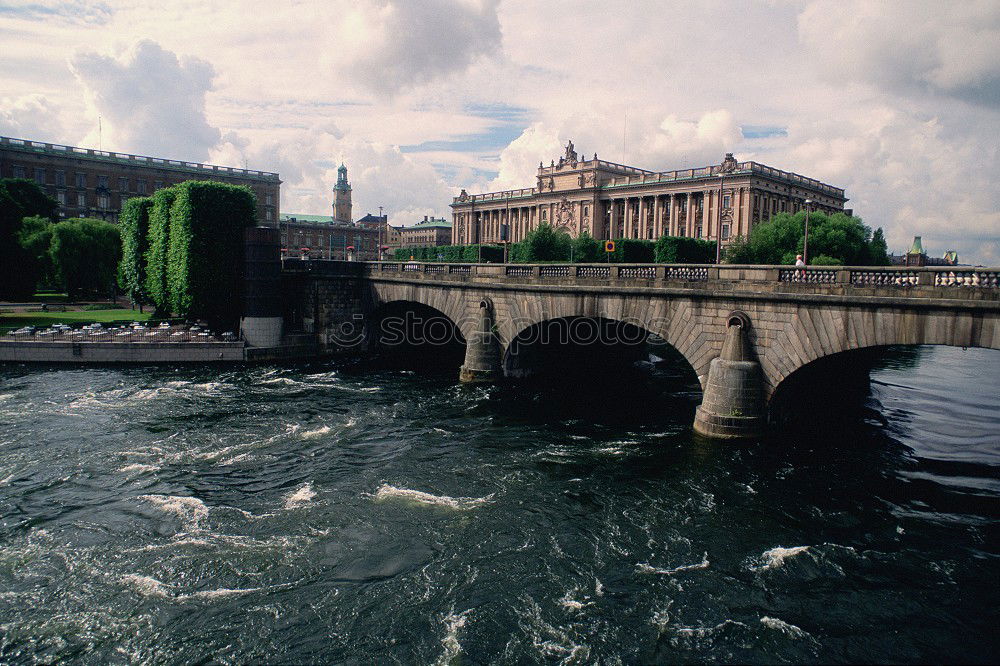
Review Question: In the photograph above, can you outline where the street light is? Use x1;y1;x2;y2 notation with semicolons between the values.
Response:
378;205;384;261
803;198;812;265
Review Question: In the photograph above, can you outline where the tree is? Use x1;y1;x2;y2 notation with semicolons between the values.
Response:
118;196;154;307
18;216;55;288
0;178;58;298
49;218;121;297
517;223;571;262
570;232;602;263
724;210;888;265
165;181;256;327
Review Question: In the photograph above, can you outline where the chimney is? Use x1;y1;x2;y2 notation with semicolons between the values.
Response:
424;215;428;222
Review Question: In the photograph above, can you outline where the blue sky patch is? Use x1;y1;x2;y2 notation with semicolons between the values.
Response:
740;125;788;139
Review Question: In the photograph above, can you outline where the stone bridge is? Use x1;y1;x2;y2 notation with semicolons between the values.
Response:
280;260;1000;439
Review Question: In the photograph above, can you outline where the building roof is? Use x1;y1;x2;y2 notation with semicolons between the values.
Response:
1;135;280;182
402;219;452;230
281;213;333;224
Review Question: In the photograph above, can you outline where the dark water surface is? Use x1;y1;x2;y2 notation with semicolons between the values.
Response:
0;346;997;664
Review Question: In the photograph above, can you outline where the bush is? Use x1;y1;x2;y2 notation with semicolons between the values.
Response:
118;196;153;305
166;181;256;327
654;236;716;263
571;232;602;263
810;254;842;266
144;187;177;313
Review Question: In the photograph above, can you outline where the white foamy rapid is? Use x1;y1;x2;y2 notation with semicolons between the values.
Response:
284;483;316;510
636;552;710;575
757;545;810;570
138;494;209;527
760;616;810;639
120;463;158;473
121;574;263;601
300;425;331;439
433;609;470;666
374;484;492;510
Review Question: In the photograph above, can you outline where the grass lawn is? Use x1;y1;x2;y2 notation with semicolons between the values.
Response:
32;292;70;302
0;309;153;331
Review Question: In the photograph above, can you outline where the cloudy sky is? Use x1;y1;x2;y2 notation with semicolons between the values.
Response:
1;0;997;262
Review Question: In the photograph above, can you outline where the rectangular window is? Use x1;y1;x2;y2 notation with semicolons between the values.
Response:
265;209;273;220
723;194;731;208
56;191;66;205
722;224;731;240
12;165;26;178
77;192;86;207
265;193;273;206
119;177;128;191
98;175;108;188
154;180;164;191
76;173;86;188
55;170;66;186
696;225;703;238
34;168;45;184
137;180;147;195
98;194;109;209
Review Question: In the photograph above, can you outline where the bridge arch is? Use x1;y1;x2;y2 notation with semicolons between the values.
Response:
760;305;1000;400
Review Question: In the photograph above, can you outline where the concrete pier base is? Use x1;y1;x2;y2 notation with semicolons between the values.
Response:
693;312;766;439
240;316;284;348
459;298;502;383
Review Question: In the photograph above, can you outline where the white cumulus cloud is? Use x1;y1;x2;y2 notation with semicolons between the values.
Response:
70;40;220;161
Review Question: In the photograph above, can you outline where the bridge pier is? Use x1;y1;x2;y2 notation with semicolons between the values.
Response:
693;312;766;440
459;298;502;383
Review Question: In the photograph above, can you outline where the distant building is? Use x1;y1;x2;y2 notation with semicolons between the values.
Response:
450;142;847;248
0;135;280;225
891;236;959;267
356;212;400;257
279;213;378;261
400;216;452;247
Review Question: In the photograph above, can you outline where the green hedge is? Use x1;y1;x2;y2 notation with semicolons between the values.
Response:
389;233;714;265
166;181;256;326
653;236;716;263
144;188;176;313
118;196;153;304
393;244;503;263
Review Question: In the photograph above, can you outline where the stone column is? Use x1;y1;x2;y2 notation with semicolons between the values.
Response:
460;297;502;383
637;197;645;238
685;192;693;237
693;312;766;439
702;191;711;240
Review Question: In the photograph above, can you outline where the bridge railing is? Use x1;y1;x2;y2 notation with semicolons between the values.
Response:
357;261;1000;289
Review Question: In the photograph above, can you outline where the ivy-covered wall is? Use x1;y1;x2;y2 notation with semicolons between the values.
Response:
144;188;177;313
165;181;256;327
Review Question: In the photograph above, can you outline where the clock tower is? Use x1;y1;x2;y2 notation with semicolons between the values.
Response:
332;163;352;223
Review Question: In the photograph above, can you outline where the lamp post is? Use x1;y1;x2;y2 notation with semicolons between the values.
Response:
803;198;812;265
715;172;725;264
378;205;384;261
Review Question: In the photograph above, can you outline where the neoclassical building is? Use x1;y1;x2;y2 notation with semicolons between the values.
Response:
450;143;848;246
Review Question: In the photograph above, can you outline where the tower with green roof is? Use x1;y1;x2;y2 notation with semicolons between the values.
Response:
333;163;352;223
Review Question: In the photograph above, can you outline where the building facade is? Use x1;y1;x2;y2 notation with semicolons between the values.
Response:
279;214;379;261
450;142;847;248
0;135;280;226
400;216;452;247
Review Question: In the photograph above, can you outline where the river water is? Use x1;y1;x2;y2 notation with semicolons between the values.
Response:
0;345;997;664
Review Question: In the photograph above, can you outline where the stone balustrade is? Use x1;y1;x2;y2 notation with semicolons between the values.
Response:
339;261;1000;290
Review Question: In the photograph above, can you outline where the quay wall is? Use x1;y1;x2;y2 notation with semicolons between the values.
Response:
0;341;246;363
